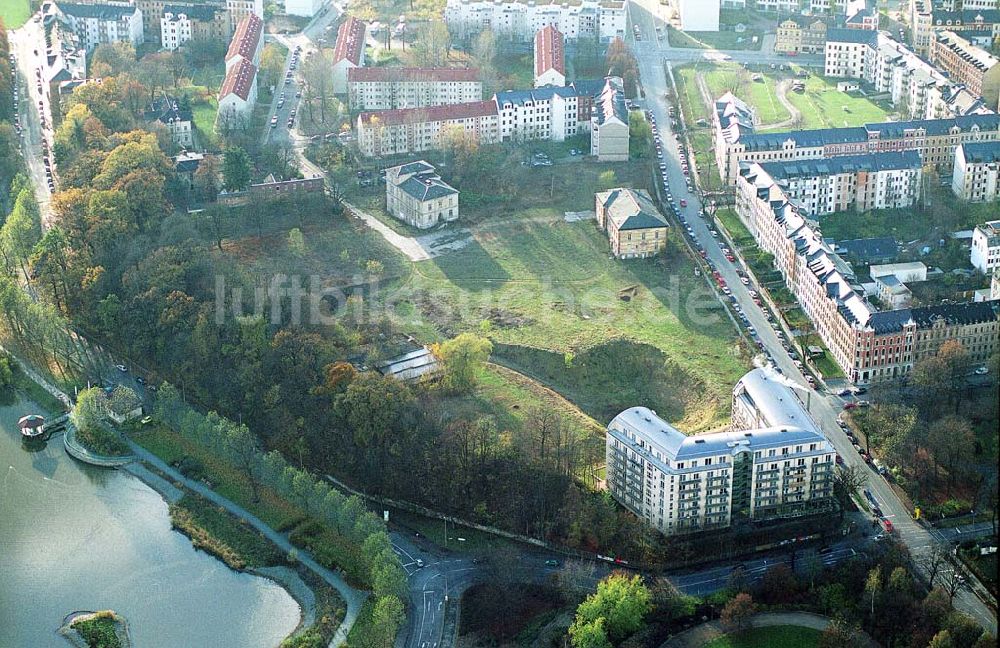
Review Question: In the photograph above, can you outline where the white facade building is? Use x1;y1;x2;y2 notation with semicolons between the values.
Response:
678;0;720;32
607;368;837;536
56;2;144;51
385;160;460;229
160;11;192;50
971;220;1000;273
356;100;500;157
332;16;367;93
590;76;629;161
347;67;482;111
495;86;580;142
286;0;323;17
217;58;258;129
443;0;626;42
953;141;1000;202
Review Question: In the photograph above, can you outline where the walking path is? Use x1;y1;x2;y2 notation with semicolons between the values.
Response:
767;79;802;131
125;439;368;648
661;612;876;648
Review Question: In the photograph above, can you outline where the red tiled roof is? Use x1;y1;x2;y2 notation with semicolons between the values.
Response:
333;16;367;65
226;14;263;63
535;25;565;78
348;67;480;83
358;100;497;126
219;58;257;101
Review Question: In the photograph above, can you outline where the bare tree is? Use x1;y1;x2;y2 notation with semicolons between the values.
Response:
919;547;949;588
941;567;966;602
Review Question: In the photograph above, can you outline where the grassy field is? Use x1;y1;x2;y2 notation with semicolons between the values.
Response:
715;208;754;249
704;625;822;648
675;63;789;126
773;75;890;132
667;26;763;51
0;0;31;28
169;494;286;569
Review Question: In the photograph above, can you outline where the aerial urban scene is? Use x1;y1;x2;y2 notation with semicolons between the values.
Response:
0;0;998;645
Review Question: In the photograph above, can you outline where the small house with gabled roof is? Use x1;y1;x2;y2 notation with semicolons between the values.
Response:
385;161;459;229
595;188;669;259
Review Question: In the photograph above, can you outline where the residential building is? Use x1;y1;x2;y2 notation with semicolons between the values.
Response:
678;0;720;31
144;96;194;148
937;0;999;10
137;0;230;45
911;7;1000;56
226;0;263;32
216;58;257;129
715;108;1000;185
225;13;263;71
286;0;323;17
332;16;367;93
736;161;1000;383
174;150;205;190
712;91;756;179
756;0;802;13
443;0;626;42
606;368;836;536
759;150;923;216
385;160;459;229
953;140;1000;201
495;86;580;142
971;220;1000;272
870;262;927;309
159;4;229;49
932;31;1000;107
534;25;566;88
356;100;500;157
160;10;191;49
775;15;833;55
219;173;325;205
347;67;482;111
595;188;668;258
590;76;629;161
845;7;878;30
55;2;144;51
834;237;899;264
721;0;746;8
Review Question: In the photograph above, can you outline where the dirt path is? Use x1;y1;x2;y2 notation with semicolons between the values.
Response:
760;79;802;131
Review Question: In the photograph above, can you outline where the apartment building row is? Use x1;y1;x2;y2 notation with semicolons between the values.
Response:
761;150;923;216
53;1;144;51
136;0;261;44
775;15;836;55
736;161;1000;384
824;28;992;121
953;140;1000;202
347;67;482;111
714;103;1000;185
443;0;627;42
355;76;629;158
910;2;1000;55
216;14;263;130
931;30;1000;108
606;368;837;536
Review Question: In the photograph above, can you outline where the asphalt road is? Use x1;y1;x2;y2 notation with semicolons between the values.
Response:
628;0;997;632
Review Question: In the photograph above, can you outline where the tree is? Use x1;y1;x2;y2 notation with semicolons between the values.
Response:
72;387;107;433
300;49;336;125
865;566;881;618
411;22;451;67
222;147;252;192
365;595;405;648
927;416;975;492
818;618;862;648
571;573;651;645
193;154;221;202
833;463;867;517
569;618;612;648
259;44;286;93
919;547;949;588
929;630;955;648
0;353;13;388
720;592;756;634
431;333;492;393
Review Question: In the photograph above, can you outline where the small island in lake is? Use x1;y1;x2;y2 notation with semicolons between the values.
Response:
61;610;130;648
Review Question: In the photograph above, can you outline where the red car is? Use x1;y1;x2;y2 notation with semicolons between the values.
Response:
882;518;894;534
843;402;858;410
680;199;688;207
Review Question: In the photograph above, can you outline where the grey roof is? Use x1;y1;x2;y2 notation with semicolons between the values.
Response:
868;113;1000;137
593;76;627;126
58;1;137;20
387;160;458;202
961;140;1000;163
163;3;222;21
494;85;576;106
733;367;818;434
846;7;874;24
835;237;899;261
376;347;440;381
826;27;878;46
762;150;922;179
597;188;668;231
570;78;606;97
932;9;1000;24
867;299;999;333
144;96;192;124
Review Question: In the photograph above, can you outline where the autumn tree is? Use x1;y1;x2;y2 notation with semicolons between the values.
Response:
259;43;286;92
222;146;252;192
720;592;756;634
411;22;451;67
570;573;651;647
432;333;492;393
927;416;975;493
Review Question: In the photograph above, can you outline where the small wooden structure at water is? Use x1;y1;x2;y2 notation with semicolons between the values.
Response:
20;413;70;442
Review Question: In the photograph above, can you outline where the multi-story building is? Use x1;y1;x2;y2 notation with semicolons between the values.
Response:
225;13;262;72
332;16;367;94
595;188;668;258
932;31;1000;107
144;96;194;148
590;76;629;161
755;0;802;13
775;15;833;54
678;0;720;32
736;161;1000;383
160;10;191;50
953;140;1000;201
356;100;500;157
495;85;580;142
534;25;565;88
810;0;866;14
911;5;1000;56
385;160;460;229
225;0;263;32
137;0;231;44
606;368;837;536
55;2;144;51
347;68;482;111
845;7;879;30
160;4;229;49
760;150;923;215
286;0;323;17
971;220;1000;272
715;108;1000;186
443;0;626;42
217;58;257;129
936;0;999;10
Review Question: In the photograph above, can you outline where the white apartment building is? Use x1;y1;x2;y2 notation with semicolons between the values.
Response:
356;100;500;157
606;368;836;536
953;141;1000;202
721;0;746;8
56;2;144;51
678;0;719;31
286;0;323;17
936;0;999;10
160;11;192;50
332;16;367;93
348;68;482;111
971;220;1000;273
386;161;460;229
443;0;626;42
534;25;566;88
495;86;579;142
226;0;263;31
761;150;923;216
590;76;629;161
754;0;802;13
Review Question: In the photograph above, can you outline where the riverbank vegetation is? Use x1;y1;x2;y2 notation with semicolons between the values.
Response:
70;610;124;648
70;387;130;456
169;494;285;570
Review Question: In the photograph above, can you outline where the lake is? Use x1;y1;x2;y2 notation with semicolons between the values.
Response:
0;394;300;647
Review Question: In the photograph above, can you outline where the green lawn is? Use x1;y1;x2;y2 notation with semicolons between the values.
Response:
0;0;31;28
191;97;218;148
667;26;763;51
704;625;822;648
675;62;788;126
715;208;754;249
772;75;890;132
